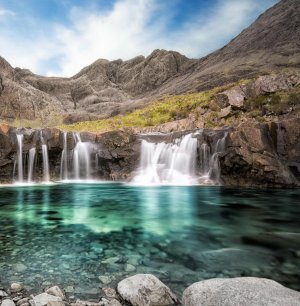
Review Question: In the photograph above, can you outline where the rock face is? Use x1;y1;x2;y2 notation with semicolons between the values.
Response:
214;73;299;110
220;117;300;187
117;274;178;306
182;277;300;306
0;0;299;122
0;117;299;187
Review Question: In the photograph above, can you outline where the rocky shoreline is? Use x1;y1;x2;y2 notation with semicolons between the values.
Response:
1;274;300;306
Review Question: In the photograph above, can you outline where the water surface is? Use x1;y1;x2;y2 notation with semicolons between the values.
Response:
0;183;299;298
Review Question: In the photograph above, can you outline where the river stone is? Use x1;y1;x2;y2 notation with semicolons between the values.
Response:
1;300;16;306
0;290;8;297
45;287;65;300
117;274;178;306
32;293;62;306
182;277;300;306
11;283;23;292
46;302;65;306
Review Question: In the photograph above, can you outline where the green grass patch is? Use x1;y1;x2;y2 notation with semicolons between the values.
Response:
58;90;216;132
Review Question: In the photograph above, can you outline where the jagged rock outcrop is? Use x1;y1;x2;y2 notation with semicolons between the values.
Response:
0;0;299;123
220;117;300;187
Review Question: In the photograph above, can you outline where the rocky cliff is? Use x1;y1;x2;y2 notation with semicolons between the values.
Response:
0;116;299;187
0;0;299;123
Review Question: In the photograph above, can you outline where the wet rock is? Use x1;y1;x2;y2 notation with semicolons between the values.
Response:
46;302;65;306
32;293;62;306
98;276;112;285
0;290;8;297
1;300;16;306
117;274;178;306
11;283;23;293
45;287;65;300
102;288;117;299
99;299;121;306
14;263;27;273
124;264;136;272
16;299;29;306
182;277;300;306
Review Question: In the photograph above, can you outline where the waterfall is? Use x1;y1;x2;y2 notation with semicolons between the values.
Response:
132;134;198;185
40;131;50;182
199;143;211;174
27;147;36;182
16;134;24;183
208;132;228;181
60;132;68;180
133;131;228;185
73;133;91;180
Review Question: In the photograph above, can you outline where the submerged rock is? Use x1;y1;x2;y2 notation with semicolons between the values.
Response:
182;277;300;306
117;274;178;306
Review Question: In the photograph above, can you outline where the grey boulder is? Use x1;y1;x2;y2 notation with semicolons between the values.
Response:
182;277;300;306
117;274;178;306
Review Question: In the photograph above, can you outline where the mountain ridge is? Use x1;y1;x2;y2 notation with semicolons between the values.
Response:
0;0;299;124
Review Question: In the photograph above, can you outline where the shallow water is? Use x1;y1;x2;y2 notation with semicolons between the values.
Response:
0;183;299;298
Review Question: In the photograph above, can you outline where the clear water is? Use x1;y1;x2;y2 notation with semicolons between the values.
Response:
0;183;299;298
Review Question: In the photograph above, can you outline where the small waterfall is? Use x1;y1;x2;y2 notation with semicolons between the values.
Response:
132;133;198;185
73;133;91;180
16;134;24;183
28;147;36;182
133;131;228;185
60;132;68;180
208;132;228;181
40;131;50;182
199;143;211;174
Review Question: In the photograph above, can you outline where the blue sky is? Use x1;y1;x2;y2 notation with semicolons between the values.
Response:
0;0;278;76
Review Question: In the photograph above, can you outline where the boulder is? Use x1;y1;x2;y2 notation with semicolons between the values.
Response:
45;287;65;300
182;277;300;306
32;293;62;306
215;86;246;110
0;290;8;298
117;274;178;306
10;283;23;292
1;300;15;306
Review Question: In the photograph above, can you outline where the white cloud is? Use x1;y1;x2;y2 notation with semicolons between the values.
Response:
0;0;278;76
0;8;15;17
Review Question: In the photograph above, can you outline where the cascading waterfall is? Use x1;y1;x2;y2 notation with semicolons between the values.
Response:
208;132;228;181
73;133;91;180
16;134;24;183
27;147;36;182
40;131;50;182
132;134;198;185
133;131;228;185
60;132;68;180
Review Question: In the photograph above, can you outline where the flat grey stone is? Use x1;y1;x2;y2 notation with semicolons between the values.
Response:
117;274;178;306
182;277;300;306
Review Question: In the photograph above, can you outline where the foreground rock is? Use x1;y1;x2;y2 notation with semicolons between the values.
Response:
31;293;62;306
117;274;178;306
182;277;300;306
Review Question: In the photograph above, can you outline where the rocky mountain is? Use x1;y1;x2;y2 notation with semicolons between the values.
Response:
0;0;299;124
